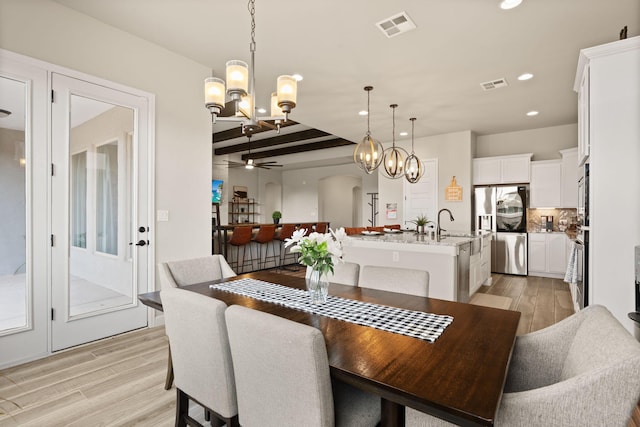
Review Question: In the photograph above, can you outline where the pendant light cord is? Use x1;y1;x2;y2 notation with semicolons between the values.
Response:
391;104;397;148
410;117;416;153
367;89;371;136
249;0;256;48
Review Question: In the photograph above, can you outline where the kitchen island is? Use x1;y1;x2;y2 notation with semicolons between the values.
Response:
343;230;491;302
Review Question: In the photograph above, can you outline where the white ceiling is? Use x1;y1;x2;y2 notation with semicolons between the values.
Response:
11;1;640;164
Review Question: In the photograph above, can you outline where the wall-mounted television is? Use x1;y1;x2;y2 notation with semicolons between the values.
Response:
212;179;223;203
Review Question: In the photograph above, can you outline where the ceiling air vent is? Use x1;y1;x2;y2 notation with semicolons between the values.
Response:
480;78;509;91
376;12;416;38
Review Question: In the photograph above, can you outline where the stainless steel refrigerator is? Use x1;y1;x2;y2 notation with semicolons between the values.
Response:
474;185;528;276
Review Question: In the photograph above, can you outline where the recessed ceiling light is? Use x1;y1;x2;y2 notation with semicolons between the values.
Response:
358;110;368;116
257;107;267;114
517;73;534;81
399;131;408;136
500;0;523;10
526;110;539;116
292;74;303;81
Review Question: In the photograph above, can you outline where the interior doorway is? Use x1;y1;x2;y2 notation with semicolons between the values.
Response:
318;175;362;228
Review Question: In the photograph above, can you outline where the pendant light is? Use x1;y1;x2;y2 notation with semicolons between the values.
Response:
404;117;424;183
353;86;384;174
204;0;298;134
381;104;409;179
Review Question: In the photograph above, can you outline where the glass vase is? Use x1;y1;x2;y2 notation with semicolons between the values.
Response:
306;267;329;304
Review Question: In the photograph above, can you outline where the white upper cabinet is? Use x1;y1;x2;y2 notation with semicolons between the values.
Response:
473;153;532;185
529;148;578;209
530;160;562;208
560;148;578;208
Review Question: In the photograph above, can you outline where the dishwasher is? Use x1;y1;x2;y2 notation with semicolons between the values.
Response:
457;241;471;303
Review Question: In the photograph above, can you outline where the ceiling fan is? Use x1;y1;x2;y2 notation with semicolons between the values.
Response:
222;158;283;170
215;141;283;170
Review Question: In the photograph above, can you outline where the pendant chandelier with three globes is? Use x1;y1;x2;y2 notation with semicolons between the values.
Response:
353;86;423;183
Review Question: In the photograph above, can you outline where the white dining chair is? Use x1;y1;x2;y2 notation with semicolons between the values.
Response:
305;261;360;286
359;265;429;297
157;254;236;390
161;287;239;427
160;254;236;289
225;304;380;427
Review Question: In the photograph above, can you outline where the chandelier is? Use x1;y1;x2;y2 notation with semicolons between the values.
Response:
353;86;384;174
404;117;424;183
381;103;409;179
204;0;298;135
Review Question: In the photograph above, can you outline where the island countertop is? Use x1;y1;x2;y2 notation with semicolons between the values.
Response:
345;230;489;256
342;230;492;301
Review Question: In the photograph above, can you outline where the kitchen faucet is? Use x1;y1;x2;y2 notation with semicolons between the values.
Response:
437;208;455;238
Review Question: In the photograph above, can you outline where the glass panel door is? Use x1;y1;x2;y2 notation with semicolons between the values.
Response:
51;73;149;351
0;54;48;368
67;98;134;319
0;77;28;334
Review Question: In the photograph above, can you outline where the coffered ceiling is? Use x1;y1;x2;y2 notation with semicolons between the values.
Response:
52;0;639;167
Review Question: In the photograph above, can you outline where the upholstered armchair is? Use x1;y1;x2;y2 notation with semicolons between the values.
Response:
406;305;640;426
305;262;360;286
158;254;236;290
359;265;429;297
156;254;236;390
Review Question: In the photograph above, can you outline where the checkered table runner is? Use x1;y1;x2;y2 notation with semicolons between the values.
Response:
210;278;453;342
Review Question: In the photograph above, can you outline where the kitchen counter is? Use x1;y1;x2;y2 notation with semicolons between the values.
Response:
343;230;491;302
347;230;490;256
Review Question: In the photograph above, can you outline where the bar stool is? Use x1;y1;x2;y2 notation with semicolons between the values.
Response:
227;226;253;273
345;227;365;236
298;223;313;236
315;222;328;233
252;224;277;270
275;224;297;270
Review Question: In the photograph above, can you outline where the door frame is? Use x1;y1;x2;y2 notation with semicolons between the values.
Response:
0;49;156;368
0;51;49;368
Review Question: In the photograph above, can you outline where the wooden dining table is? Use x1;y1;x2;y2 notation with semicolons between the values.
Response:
138;271;520;427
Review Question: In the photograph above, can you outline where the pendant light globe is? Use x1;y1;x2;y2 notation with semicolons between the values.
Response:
353;86;384;174
404;117;424;183
382;104;409;179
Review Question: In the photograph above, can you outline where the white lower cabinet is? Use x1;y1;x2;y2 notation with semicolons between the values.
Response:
528;233;569;278
470;252;481;295
471;234;492;295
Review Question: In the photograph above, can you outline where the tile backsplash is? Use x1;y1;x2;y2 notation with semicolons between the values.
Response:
527;208;577;233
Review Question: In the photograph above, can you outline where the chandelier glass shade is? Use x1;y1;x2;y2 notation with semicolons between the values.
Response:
404;117;424;183
382;103;409;179
353;86;384;174
204;0;297;129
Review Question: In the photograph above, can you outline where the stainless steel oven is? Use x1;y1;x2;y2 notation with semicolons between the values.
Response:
575;229;589;309
577;163;590;227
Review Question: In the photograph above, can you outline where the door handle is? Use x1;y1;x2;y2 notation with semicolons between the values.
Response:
130;239;148;246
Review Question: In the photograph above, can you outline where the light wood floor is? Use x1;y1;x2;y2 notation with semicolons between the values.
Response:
0;271;637;426
476;273;575;335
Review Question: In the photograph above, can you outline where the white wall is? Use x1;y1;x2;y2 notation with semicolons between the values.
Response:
0;0;213;290
226;166;284;224
282;164;377;226
379;131;475;232
477;124;577;160
318;175;362;228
